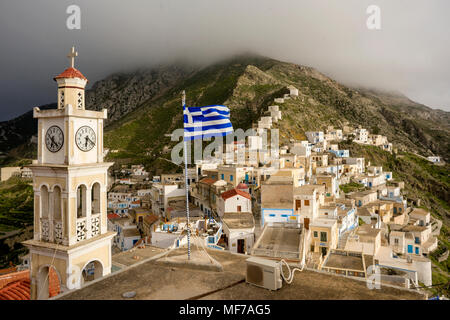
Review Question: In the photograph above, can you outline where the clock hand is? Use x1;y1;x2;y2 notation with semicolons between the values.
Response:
87;137;95;146
50;135;56;148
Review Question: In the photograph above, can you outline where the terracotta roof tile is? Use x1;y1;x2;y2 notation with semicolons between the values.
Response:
54;67;88;81
0;280;30;300
0;268;60;300
221;188;251;200
199;177;217;185
0;270;30;300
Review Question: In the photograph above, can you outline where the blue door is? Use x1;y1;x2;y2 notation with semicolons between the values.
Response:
415;247;419;255
407;245;413;254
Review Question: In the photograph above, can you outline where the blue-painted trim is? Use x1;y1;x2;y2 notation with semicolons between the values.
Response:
261;208;296;227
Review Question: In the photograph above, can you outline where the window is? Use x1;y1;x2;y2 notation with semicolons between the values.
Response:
394;238;399;244
230;175;233;181
59;90;65;108
221;174;224;180
91;183;101;214
313;231;318;238
415;237;420;244
77;185;87;218
77;92;83;109
320;232;327;242
304;200;310;206
40;185;49;219
53;186;62;221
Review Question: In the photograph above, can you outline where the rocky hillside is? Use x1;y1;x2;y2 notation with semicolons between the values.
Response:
85;65;195;124
1;55;448;164
97;55;449;165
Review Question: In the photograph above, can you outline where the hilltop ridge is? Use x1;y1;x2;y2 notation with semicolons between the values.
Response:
1;55;448;166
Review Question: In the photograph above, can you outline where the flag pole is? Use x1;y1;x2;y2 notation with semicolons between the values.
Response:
182;90;191;260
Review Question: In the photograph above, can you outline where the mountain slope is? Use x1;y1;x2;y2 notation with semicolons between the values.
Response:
2;55;448;165
100;56;450;165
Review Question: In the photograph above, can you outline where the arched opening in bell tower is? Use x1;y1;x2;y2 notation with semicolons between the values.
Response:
53;186;62;220
80;260;103;285
53;186;63;243
40;185;50;241
36;265;61;300
40;185;49;219
91;183;101;214
77;185;87;218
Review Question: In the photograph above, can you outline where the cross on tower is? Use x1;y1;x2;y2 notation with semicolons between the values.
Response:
67;46;78;68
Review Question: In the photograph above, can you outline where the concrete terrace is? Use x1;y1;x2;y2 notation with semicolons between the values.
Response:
57;247;426;300
252;224;302;259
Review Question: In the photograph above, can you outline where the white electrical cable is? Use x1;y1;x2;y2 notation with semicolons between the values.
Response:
280;259;304;284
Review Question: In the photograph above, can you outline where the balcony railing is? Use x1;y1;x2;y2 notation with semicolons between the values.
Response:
40;218;50;242
76;217;87;242
54;220;64;244
91;214;100;237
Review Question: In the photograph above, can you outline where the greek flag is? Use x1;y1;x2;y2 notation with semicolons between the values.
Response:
183;104;233;141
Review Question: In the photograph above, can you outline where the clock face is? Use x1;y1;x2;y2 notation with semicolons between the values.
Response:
75;126;96;152
45;126;64;153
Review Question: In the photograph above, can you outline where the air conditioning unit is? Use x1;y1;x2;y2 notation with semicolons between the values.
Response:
246;257;282;291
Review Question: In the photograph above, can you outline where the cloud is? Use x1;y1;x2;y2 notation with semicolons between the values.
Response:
0;0;449;121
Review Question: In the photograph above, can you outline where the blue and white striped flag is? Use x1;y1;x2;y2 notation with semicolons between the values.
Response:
183;104;233;141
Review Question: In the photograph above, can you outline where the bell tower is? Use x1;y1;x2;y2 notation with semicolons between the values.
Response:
23;47;116;300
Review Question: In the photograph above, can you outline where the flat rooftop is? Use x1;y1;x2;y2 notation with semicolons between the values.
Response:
349;190;377;197
56;247;426;300
323;252;364;271
310;218;337;228
254;225;301;254
112;245;166;267
356;225;381;238
409;208;429;216
222;212;255;229
402;225;428;232
294;184;321;195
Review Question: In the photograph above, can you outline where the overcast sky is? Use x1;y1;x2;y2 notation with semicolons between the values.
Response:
0;0;449;121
